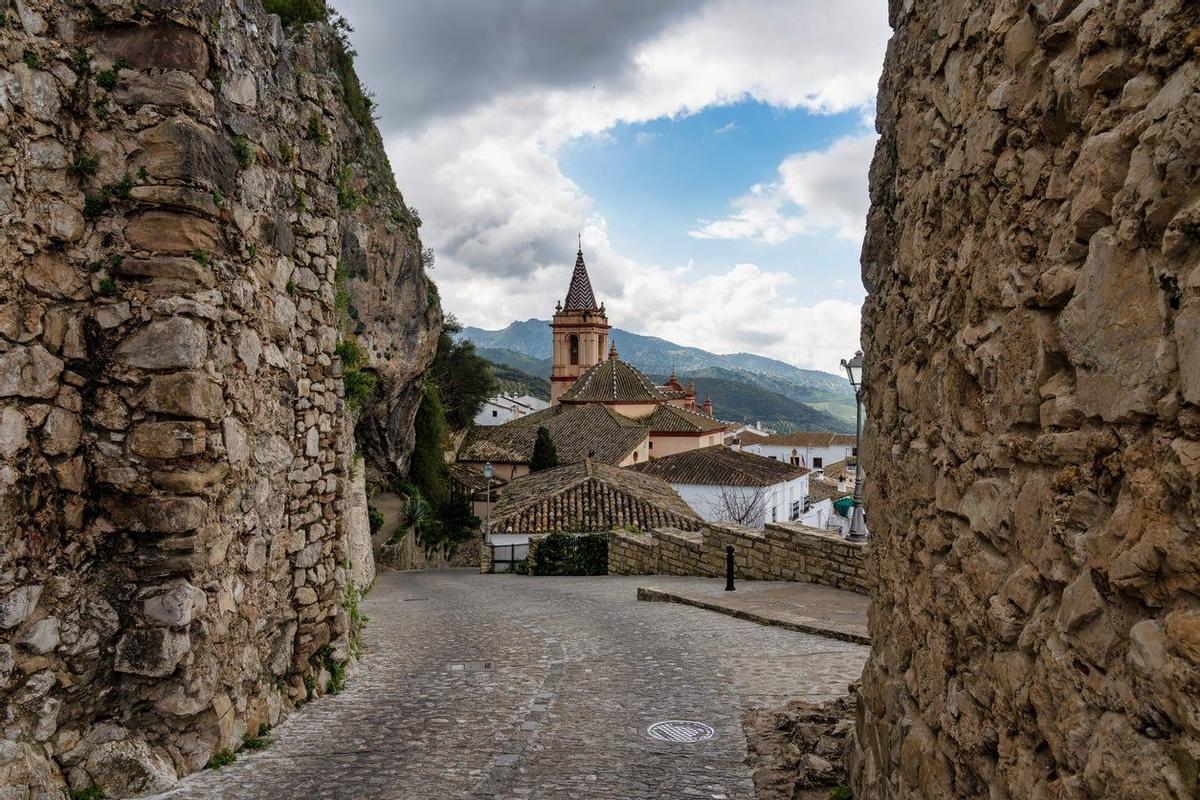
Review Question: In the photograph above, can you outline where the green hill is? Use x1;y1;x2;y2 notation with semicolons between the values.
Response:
475;348;852;433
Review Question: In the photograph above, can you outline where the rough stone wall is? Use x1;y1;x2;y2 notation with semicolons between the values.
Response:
0;1;437;796
607;523;872;594
855;1;1200;797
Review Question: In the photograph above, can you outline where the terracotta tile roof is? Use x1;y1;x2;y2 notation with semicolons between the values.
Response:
628;445;809;487
491;459;702;534
449;463;508;494
732;431;770;445
559;356;668;403
459;403;647;466
755;431;857;448
563;247;598;310
807;477;849;504
636;404;728;434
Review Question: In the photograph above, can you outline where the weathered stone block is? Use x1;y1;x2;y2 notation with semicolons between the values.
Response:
113;627;190;677
0;345;63;398
116;318;207;370
130;421;207;460
125;210;220;254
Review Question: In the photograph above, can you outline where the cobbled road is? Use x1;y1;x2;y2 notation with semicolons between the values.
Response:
153;569;867;800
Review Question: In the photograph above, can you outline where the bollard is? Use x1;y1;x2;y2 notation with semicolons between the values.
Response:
725;545;735;591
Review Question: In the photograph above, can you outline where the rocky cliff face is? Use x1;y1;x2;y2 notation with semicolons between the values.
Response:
0;0;438;795
856;0;1199;797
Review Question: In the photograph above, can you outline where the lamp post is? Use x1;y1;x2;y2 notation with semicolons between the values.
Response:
840;350;867;543
482;461;495;544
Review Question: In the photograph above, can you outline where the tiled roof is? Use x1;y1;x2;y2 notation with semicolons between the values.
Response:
559;357;668;403
563;248;598;310
491;459;702;534
807;477;849;503
459;403;647;466
732;431;770;445
629;445;808;487
755;431;857;448
449;463;508;494
636;404;728;434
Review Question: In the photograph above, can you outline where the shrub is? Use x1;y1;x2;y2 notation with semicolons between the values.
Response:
528;532;608;576
344;582;368;659
94;68;117;90
829;787;853;800
70;151;99;178
367;502;384;536
22;50;41;69
82;194;109;219
232;135;254;169
262;0;326;27
343;369;377;413
242;726;270;751
70;789;105;800
205;749;236;769
98;277;118;296
72;48;91;73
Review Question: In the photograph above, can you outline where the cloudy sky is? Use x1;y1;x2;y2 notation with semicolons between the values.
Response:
334;0;890;373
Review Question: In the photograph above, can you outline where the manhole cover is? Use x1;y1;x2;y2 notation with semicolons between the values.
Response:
646;720;715;743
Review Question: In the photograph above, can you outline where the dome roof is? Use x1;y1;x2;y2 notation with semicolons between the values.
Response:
559;356;668;403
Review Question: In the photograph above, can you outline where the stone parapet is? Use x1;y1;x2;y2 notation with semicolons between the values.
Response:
607;522;871;594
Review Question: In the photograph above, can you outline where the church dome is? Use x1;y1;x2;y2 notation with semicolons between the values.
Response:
558;355;668;404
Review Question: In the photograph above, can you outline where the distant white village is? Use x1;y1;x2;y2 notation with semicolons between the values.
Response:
455;247;863;550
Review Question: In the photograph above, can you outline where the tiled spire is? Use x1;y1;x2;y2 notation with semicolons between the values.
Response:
563;242;599;310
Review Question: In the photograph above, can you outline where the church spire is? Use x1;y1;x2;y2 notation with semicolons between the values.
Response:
563;239;598;310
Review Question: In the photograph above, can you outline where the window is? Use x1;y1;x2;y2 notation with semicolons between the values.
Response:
770;506;777;523
790;500;800;521
632;451;639;462
648;441;653;449
492;410;498;417
569;334;579;365
813;457;823;469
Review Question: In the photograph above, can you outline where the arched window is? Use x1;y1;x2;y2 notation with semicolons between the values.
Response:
569;334;580;365
632;451;639;462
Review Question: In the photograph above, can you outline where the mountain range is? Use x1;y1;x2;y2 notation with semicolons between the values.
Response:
460;319;857;433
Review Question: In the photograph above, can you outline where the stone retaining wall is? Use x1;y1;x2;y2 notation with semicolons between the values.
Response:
854;1;1200;797
0;2;436;796
608;522;871;595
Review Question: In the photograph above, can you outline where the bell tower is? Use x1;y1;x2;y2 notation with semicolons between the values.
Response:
550;242;610;404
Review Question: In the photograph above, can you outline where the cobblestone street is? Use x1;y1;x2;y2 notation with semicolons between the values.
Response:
151;570;867;800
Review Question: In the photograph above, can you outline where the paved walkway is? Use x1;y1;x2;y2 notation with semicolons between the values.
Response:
151;570;867;800
636;576;870;644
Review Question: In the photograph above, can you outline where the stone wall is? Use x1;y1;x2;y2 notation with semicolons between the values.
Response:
854;1;1200;798
0;1;437;796
608;523;871;594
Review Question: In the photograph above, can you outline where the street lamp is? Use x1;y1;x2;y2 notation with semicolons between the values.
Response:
482;462;495;544
840;350;867;543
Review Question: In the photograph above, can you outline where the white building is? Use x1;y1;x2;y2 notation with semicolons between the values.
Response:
738;430;857;473
473;394;550;426
628;445;811;528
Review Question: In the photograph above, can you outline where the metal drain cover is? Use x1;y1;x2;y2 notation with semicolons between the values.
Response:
647;720;715;743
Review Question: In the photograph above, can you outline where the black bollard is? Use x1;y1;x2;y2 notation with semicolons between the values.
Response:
725;545;735;591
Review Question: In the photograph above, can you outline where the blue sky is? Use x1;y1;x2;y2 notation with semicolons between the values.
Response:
338;0;890;372
560;102;869;302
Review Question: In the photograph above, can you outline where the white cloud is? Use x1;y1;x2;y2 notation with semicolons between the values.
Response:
714;121;738;134
634;131;661;146
691;131;878;243
374;0;888;372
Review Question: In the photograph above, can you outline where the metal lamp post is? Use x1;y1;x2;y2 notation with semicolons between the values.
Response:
840;350;867;543
482;461;495;544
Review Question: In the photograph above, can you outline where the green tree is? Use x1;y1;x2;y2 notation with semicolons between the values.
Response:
409;383;449;508
530;426;558;472
427;315;496;431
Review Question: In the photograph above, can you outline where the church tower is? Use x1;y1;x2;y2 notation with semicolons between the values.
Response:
550;243;610;404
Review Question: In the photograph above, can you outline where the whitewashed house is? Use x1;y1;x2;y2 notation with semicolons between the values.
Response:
473;394;550;426
628;445;811;528
739;431;857;473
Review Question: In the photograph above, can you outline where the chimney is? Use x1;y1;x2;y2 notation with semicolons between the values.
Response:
702;396;713;416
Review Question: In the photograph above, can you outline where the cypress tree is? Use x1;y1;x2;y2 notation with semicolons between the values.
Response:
529;426;558;472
